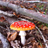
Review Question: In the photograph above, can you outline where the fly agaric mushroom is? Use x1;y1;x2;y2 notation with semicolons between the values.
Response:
10;21;35;45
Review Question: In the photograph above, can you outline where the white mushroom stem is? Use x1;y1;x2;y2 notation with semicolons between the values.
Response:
19;31;26;45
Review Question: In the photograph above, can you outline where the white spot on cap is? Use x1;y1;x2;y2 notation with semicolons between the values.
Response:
23;26;25;27
29;26;31;28
15;23;17;24
21;27;22;28
15;26;16;27
19;25;21;26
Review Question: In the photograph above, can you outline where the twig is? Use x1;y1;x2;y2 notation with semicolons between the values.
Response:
24;1;48;4
0;26;6;29
0;10;14;17
36;26;48;48
0;33;10;48
0;1;48;24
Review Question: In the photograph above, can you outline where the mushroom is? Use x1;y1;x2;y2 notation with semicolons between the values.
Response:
10;21;35;45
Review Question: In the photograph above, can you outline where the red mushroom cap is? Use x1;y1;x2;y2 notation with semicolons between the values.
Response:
10;21;35;31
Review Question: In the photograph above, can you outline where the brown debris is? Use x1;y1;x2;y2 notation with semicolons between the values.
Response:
7;32;17;42
42;26;48;30
10;40;21;48
0;40;3;48
0;17;5;22
37;45;45;48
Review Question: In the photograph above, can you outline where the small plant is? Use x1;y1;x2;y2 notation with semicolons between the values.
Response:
44;8;47;14
38;40;42;47
45;24;48;27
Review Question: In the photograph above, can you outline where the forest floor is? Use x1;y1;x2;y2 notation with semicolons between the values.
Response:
0;0;48;48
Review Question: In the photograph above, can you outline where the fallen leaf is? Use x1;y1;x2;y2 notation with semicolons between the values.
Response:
7;32;17;42
20;5;24;8
39;11;44;14
38;45;43;48
29;8;34;10
13;12;16;16
33;5;37;8
0;17;5;22
37;45;44;48
42;26;48;30
42;0;46;1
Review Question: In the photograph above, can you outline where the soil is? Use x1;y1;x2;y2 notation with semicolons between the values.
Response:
0;0;48;48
